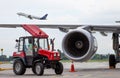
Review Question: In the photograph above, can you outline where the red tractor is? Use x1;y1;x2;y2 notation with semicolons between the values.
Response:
12;24;63;76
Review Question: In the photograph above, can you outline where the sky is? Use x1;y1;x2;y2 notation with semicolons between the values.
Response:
0;0;120;56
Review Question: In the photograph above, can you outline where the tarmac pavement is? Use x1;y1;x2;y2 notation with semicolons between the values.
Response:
0;62;120;78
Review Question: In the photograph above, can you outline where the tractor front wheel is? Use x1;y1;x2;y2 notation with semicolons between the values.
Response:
55;62;63;75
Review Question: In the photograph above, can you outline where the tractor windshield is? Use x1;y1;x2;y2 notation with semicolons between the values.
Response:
38;38;49;50
34;38;49;50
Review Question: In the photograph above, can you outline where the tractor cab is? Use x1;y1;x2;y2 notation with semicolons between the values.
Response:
17;36;49;56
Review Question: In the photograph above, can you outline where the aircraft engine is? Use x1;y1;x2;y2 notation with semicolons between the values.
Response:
62;28;98;62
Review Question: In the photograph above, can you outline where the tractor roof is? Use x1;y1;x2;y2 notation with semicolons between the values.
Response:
22;24;48;38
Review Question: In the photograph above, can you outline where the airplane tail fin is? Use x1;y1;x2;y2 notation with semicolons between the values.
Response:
40;14;48;20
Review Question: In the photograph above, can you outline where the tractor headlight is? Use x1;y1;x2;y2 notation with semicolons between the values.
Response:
57;53;60;56
54;53;56;56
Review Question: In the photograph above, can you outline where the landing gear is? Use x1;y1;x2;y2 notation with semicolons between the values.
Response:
111;33;120;69
109;54;116;69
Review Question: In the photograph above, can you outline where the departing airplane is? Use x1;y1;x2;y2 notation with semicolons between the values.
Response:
0;24;120;69
17;12;48;20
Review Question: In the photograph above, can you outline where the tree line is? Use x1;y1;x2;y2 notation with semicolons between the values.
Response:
0;55;12;61
60;53;110;60
57;49;111;60
0;49;112;61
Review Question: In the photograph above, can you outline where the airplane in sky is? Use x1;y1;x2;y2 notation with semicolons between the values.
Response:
17;12;48;20
0;24;120;69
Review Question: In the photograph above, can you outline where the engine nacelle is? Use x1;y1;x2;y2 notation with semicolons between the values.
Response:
62;28;98;62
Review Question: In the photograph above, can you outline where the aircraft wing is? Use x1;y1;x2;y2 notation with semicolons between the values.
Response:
82;25;120;33
37;24;120;33
0;24;21;28
0;24;120;33
0;24;80;29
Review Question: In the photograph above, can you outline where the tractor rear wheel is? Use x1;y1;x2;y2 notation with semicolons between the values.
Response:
34;62;44;76
13;60;26;75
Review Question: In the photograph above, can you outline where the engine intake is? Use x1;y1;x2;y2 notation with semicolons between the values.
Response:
62;28;97;62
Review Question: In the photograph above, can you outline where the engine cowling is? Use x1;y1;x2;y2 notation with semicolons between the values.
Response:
62;28;98;62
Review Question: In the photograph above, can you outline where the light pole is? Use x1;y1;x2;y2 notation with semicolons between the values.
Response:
0;48;3;56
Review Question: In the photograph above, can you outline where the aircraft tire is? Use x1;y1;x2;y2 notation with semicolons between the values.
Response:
109;54;116;69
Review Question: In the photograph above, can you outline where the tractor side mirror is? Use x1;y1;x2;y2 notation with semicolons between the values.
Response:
50;38;55;45
16;39;19;42
15;39;19;49
50;38;55;51
50;39;53;45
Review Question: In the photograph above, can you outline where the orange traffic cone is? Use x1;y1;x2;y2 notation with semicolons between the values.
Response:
69;60;76;72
